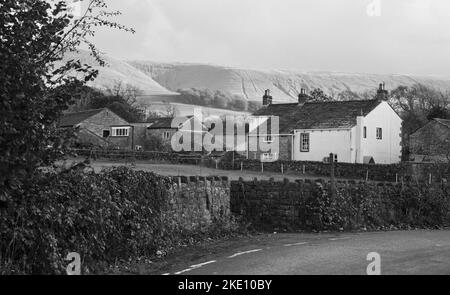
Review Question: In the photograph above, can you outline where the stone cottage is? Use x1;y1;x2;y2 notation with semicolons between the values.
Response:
58;108;144;150
248;84;403;164
409;118;450;162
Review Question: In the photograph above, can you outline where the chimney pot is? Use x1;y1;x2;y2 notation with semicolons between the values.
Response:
298;88;309;104
262;89;273;106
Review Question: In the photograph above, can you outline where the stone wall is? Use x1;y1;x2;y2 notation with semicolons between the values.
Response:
247;135;292;161
410;120;450;162
167;176;231;229
79;109;132;149
217;159;450;183
230;178;450;231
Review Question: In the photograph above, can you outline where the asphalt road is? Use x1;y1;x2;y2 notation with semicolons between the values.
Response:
159;230;450;275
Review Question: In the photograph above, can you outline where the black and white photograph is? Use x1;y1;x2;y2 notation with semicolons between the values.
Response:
1;0;450;283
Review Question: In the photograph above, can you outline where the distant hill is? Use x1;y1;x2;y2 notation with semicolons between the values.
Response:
127;61;450;103
59;50;177;96
61;51;450;110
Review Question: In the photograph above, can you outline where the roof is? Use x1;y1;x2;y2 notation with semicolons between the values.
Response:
434;118;450;129
58;108;106;127
147;117;181;129
253;99;383;132
411;118;450;136
147;116;211;132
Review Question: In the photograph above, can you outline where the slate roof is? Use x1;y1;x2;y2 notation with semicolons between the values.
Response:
434;118;450;129
146;117;178;129
253;99;383;133
147;116;208;131
58;108;106;127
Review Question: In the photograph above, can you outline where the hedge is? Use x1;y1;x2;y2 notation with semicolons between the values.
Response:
0;167;238;274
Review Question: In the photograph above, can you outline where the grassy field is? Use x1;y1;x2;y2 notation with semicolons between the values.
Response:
61;158;335;182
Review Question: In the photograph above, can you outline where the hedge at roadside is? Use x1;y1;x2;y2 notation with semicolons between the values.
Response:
0;167;238;274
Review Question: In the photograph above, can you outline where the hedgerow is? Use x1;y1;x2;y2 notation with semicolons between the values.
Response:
304;183;450;231
0;167;239;274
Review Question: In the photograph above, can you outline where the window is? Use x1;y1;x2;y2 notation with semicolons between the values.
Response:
162;131;171;140
263;135;273;143
102;130;110;138
111;127;130;137
300;133;310;152
363;126;367;139
376;128;383;140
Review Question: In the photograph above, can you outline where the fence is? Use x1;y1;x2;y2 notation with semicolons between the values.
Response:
69;148;204;165
207;157;450;184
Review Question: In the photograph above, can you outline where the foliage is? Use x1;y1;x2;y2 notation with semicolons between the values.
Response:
0;167;240;274
176;88;259;112
304;182;450;231
143;134;172;152
387;84;450;160
308;88;333;102
427;105;450;121
0;0;133;204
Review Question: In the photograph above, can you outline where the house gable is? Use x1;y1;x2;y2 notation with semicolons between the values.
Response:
410;119;450;161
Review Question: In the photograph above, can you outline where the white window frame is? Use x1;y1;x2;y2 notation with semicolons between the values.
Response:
263;135;273;143
376;127;382;140
300;133;310;152
111;127;130;137
363;126;367;139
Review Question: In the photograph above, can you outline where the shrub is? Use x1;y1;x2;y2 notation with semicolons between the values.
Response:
0;167;238;274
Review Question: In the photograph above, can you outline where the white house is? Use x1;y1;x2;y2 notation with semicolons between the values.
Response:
250;85;403;164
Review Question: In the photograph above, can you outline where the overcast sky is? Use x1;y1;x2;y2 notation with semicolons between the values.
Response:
88;0;450;76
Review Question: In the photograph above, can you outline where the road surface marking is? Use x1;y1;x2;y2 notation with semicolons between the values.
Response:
228;249;262;258
174;268;194;275
284;242;307;247
329;237;351;241
173;260;217;275
190;260;217;268
161;273;170;275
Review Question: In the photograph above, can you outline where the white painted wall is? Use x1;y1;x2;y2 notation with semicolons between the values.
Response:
292;101;402;164
292;129;353;162
360;101;402;164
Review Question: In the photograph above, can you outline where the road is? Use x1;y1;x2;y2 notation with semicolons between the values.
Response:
156;230;450;275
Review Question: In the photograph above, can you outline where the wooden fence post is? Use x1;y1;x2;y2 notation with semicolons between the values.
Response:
330;153;336;197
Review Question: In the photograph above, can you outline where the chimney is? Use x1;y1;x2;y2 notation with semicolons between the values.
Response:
298;88;309;104
262;89;273;106
376;82;389;100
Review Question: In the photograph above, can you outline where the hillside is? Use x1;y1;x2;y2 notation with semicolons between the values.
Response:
127;61;450;103
61;51;450;108
59;50;177;96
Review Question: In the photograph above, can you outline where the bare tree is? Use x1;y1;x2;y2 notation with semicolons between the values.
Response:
164;103;176;118
106;80;143;105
